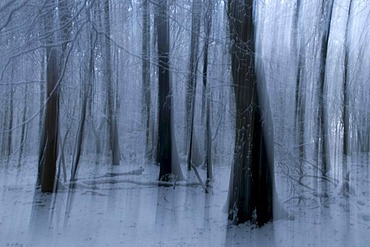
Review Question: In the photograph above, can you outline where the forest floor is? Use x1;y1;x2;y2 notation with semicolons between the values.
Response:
1;155;370;246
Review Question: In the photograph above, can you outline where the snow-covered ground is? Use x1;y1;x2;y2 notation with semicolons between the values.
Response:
1;155;370;247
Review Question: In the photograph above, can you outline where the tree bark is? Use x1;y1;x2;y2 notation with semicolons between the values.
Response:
156;0;183;181
202;0;213;182
316;0;334;176
142;0;153;161
186;0;202;170
40;47;59;193
38;0;72;192
227;0;274;226
102;0;121;166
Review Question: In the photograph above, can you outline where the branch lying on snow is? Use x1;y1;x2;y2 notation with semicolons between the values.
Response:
93;166;145;179
68;178;202;189
66;167;205;191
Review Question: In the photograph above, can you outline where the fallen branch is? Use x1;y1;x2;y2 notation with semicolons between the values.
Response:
68;178;201;189
92;167;145;179
191;162;208;193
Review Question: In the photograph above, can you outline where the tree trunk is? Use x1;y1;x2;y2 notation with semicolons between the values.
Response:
227;0;274;226
186;0;202;170
39;0;71;192
103;0;121;166
317;0;334;176
342;0;353;187
3;72;14;161
156;0;183;181
142;0;153;161
343;0;352;157
40;47;59;193
202;0;213;182
293;0;306;171
18;83;29;166
70;30;95;181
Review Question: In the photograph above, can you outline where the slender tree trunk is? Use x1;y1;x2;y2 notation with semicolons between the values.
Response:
317;0;334;177
205;95;212;182
202;0;213;117
292;0;308;195
142;0;153;161
0;71;13;161
18;83;29;166
186;0;202;170
3;75;14;161
342;0;353;189
343;0;352;157
202;0;213;182
70;31;95;181
293;0;306;169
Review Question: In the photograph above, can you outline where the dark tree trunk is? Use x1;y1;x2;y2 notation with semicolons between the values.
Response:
317;0;334;176
342;0;353;187
227;0;274;226
40;47;59;193
4;72;14;161
202;0;213;182
38;3;58;192
38;0;72;192
156;0;183;181
343;0;352;157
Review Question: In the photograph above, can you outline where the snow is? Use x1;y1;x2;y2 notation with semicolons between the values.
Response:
1;156;370;247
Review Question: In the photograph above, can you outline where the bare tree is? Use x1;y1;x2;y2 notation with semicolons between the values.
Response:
316;0;334;177
102;0;121;166
155;0;183;181
142;0;154;161
70;22;97;181
38;0;72;192
341;0;353;194
226;0;275;226
186;0;202;170
202;0;214;182
18;82;29;166
293;0;306;170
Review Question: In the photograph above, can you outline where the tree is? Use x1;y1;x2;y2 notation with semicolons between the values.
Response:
226;0;275;226
316;0;334;177
38;2;60;193
38;0;72;192
18;82;29;166
186;0;202;171
293;0;306;171
70;18;97;181
202;0;214;182
1;67;14;162
343;0;353;158
155;0;183;181
102;0;121;166
142;0;154;161
341;0;353;194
